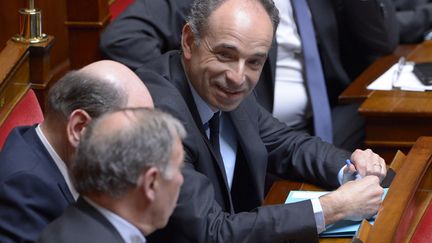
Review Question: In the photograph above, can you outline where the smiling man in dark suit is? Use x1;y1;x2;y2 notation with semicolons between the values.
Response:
0;61;153;242
101;0;399;151
134;0;387;242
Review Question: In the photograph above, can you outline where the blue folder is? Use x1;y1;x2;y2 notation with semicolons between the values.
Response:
285;188;389;237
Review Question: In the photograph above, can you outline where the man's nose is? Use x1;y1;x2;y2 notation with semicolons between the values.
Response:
226;61;246;85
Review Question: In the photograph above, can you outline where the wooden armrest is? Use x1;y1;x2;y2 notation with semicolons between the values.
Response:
352;220;372;243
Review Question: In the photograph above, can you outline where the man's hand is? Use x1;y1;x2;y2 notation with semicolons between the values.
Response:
347;149;386;182
319;176;384;225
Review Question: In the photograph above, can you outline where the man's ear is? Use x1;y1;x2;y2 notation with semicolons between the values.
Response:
181;23;195;60
138;167;159;202
66;109;92;148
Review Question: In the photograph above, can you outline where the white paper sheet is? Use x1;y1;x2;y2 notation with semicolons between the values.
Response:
367;62;432;92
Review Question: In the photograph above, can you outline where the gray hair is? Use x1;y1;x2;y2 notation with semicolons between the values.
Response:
187;0;280;43
71;108;186;197
46;70;127;119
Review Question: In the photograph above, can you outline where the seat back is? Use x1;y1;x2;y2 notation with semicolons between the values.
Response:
110;0;134;20
409;201;432;242
353;137;432;243
0;89;43;149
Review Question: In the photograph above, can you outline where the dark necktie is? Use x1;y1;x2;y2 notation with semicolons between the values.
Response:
292;0;333;143
208;112;223;162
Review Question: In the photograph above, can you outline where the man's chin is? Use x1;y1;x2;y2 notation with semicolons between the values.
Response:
209;96;243;111
216;102;241;112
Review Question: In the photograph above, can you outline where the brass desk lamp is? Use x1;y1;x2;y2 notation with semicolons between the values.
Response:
12;0;48;43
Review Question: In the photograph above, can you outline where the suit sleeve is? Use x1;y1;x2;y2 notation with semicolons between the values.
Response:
153;163;320;243
395;1;432;43
248;97;350;189
339;0;399;54
100;0;192;70
0;173;67;242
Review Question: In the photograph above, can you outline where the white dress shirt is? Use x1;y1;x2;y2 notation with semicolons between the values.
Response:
84;197;146;243
188;82;238;189
35;124;79;200
273;0;311;127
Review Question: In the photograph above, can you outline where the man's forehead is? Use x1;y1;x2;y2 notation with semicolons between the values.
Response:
204;1;274;46
212;42;270;58
208;0;274;29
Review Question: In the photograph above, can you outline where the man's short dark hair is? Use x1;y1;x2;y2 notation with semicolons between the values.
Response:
187;0;280;43
71;108;186;197
46;70;127;119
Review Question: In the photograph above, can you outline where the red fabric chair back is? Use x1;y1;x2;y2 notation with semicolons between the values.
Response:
410;202;432;242
0;89;44;149
110;0;134;20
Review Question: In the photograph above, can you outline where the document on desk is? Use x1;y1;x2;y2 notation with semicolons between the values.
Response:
285;188;389;237
367;62;432;91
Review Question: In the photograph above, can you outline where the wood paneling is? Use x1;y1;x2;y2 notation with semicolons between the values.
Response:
0;1;69;82
0;40;31;125
65;0;110;69
1;0;112;105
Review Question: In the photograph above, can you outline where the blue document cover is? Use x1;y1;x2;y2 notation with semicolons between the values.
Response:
285;188;389;237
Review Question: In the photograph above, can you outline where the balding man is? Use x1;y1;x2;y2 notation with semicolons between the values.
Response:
38;108;186;243
0;61;153;243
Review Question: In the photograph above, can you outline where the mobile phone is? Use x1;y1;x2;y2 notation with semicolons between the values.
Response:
413;62;432;86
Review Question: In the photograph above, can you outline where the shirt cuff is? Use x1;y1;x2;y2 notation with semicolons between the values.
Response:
337;165;345;185
311;198;326;234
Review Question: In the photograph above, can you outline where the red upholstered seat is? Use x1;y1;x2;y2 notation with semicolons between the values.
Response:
110;0;134;20
410;202;432;242
0;89;44;149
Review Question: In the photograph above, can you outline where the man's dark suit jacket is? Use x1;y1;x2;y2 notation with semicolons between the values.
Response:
135;51;351;243
37;198;126;243
394;0;432;43
0;126;74;243
100;0;398;150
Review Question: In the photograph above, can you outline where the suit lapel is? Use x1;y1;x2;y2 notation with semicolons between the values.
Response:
26;126;75;203
57;183;75;204
228;107;267;200
75;197;126;241
169;54;232;194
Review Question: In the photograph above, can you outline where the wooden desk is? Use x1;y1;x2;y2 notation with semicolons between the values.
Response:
360;90;432;162
264;137;432;243
339;41;432;162
339;44;417;104
264;181;351;243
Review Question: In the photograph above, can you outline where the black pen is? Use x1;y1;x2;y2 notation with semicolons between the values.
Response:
346;159;361;180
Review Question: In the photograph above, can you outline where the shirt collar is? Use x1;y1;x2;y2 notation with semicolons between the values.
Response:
187;79;218;126
84;197;146;243
35;124;79;200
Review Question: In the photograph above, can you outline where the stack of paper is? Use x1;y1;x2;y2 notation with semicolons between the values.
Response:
367;63;432;91
285;188;389;237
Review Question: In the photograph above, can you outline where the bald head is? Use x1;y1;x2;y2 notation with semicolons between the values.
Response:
46;60;153;120
80;60;153;109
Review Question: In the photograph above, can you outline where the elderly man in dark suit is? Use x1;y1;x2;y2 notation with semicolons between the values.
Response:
0;61;153;242
101;0;399;151
133;0;387;242
38;108;186;243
